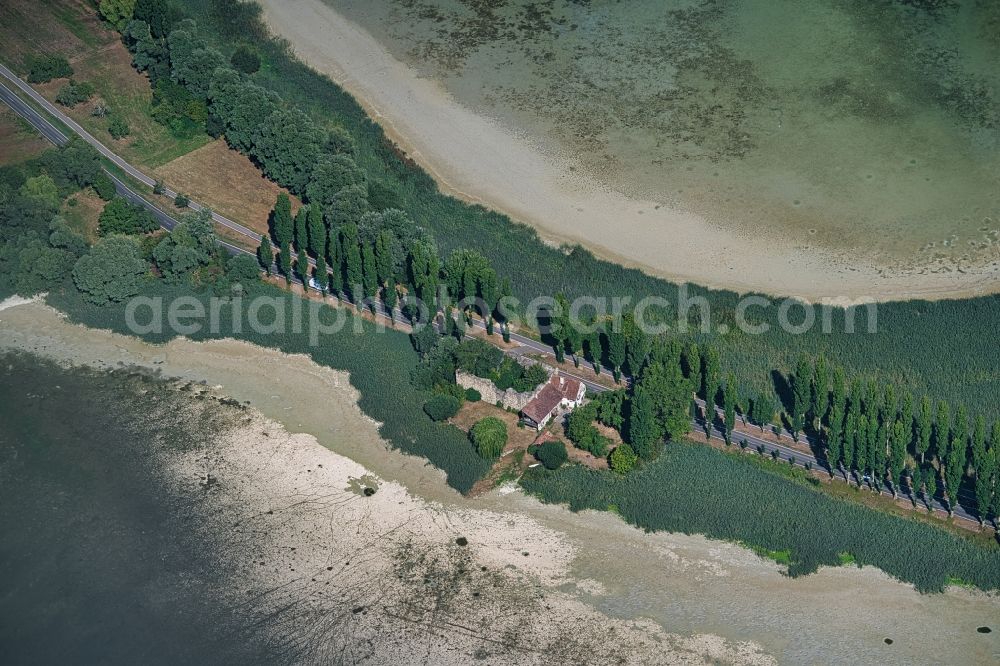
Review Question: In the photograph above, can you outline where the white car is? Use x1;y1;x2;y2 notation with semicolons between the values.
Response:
308;277;324;292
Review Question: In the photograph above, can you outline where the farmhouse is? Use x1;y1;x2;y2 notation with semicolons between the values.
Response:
520;373;586;431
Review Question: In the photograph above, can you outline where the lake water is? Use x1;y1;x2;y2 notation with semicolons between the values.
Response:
0;354;282;664
327;0;1000;267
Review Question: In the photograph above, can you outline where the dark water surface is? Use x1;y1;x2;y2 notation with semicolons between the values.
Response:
0;353;279;664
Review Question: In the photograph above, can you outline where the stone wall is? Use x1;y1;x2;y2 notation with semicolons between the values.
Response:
456;371;539;411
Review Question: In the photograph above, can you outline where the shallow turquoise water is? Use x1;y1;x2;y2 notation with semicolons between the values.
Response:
329;0;1000;265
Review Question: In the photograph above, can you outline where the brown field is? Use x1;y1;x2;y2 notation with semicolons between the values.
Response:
0;105;48;165
0;0;110;69
60;188;104;241
154;140;301;235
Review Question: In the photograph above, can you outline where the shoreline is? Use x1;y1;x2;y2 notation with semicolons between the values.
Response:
258;0;1000;303
1;298;998;663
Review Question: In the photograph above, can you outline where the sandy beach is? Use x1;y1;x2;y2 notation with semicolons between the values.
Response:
257;0;1000;302
2;298;998;663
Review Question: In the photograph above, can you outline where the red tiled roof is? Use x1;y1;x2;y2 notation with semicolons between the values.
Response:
521;375;583;424
521;384;564;424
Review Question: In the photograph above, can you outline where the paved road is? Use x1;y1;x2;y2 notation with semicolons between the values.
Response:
0;63;264;245
1;68;985;528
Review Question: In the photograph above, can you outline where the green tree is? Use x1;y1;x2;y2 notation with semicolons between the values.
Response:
225;254;260;286
478;267;499;330
790;354;812;438
167;27;227;99
923;464;938;511
20;175;61;209
750;391;773;431
151;210;217;281
306;205;325;256
252;107;325;194
374;230;394;288
628;387;658;459
384;282;398;313
341;223;363;302
609;443;638;474
97;196;157;235
625;313;651;377
551;293;571;362
826;400;844;477
682;342;701;395
306;154;366;211
830;366;847;425
99;0;137;29
294;206;308;252
934;400;951;464
134;0;178;38
208;72;280;152
811;353;829;426
361;241;379;306
408;240;439;307
423;393;460;421
56;81;96;107
27;54;73;83
535;440;568;470
971;417;994;526
257;235;273;275
296;246;309;286
471;417;507;459
854;413;869;485
701;344;720;408
889;419;908;497
916;396;933;463
722;372;737;444
277;242;291;283
606;325;626;383
944;431;967;517
108;116;131;139
271;193;293;248
72;236;147;305
92;172;117;201
628;340;690;459
327;229;344;295
983;422;1000;525
314;254;327;293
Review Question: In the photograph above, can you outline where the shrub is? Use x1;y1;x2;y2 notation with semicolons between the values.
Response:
98;196;158;236
107;116;130;139
55;81;95;107
423;393;460;422
465;387;481;402
609;443;638;474
230;45;260;74
535;439;568;470
471;416;507;458
27;54;73;83
153;179;165;195
565;403;610;457
92;172;117;201
174;193;190;207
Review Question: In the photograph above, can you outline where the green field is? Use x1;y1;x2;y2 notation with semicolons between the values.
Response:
47;281;492;493
520;441;1000;593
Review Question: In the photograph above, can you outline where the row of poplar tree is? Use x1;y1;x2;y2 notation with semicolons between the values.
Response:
257;194;999;525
